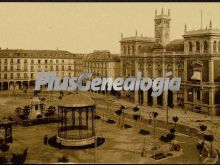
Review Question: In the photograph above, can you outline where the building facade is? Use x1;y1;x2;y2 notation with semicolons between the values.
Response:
83;50;120;79
120;9;220;115
0;49;75;91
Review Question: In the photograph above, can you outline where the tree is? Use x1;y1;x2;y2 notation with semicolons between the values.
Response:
11;148;28;164
0;144;9;159
199;124;207;142
133;106;139;112
57;155;69;163
204;134;214;157
15;107;22;115
23;106;31;120
172;116;179;128
196;142;204;163
115;109;123;125
133;114;140;127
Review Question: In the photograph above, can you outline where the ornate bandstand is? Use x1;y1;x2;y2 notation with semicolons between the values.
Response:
56;93;96;147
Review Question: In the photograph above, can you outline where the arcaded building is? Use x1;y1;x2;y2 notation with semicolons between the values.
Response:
0;49;75;91
120;9;220;115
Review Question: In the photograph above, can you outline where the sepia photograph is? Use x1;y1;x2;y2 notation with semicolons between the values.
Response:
0;1;220;164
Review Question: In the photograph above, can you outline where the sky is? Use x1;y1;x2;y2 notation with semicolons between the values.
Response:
0;2;220;54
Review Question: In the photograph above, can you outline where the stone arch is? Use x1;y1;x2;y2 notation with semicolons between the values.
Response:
23;81;29;90
177;65;183;78
9;82;15;91
166;64;172;72
147;64;152;77
3;82;8;90
157;64;162;76
204;41;208;53
213;41;217;53
15;81;21;90
196;41;200;53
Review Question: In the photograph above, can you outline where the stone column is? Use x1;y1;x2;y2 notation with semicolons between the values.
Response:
183;59;187;81
152;59;157;107
209;40;213;54
184;87;188;113
162;59;167;109
134;60;139;104
143;63;148;106
120;60;123;77
209;88;215;115
209;59;214;83
172;59;177;108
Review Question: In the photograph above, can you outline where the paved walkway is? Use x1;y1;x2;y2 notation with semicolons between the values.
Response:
87;92;220;158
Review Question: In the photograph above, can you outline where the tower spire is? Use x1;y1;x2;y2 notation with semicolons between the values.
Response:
201;10;203;29
121;32;123;39
155;9;157;16
184;24;187;32
209;19;212;29
168;9;170;16
135;30;138;37
161;8;164;14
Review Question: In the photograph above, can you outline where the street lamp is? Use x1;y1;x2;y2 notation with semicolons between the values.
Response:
149;111;158;159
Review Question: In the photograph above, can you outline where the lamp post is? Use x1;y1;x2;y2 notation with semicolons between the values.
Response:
149;111;158;159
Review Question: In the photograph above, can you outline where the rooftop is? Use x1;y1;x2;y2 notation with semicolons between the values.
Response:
120;36;156;43
58;93;95;108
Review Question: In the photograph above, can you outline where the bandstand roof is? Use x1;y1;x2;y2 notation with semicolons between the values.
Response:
58;93;95;108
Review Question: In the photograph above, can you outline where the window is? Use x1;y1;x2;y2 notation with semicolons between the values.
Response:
31;60;34;64
204;41;208;53
4;66;7;71
124;46;126;54
38;60;41;64
31;73;34;79
24;73;27;78
128;46;130;55
189;42;193;52
4;73;7;79
10;73;13;79
178;65;183;78
196;42;200;53
132;45;135;55
45;60;48;64
17;59;20;64
10;59;13;64
196;90;201;101
138;46;142;54
213;41;217;53
24;59;27;63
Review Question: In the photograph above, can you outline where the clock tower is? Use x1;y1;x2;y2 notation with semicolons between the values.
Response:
154;8;171;46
